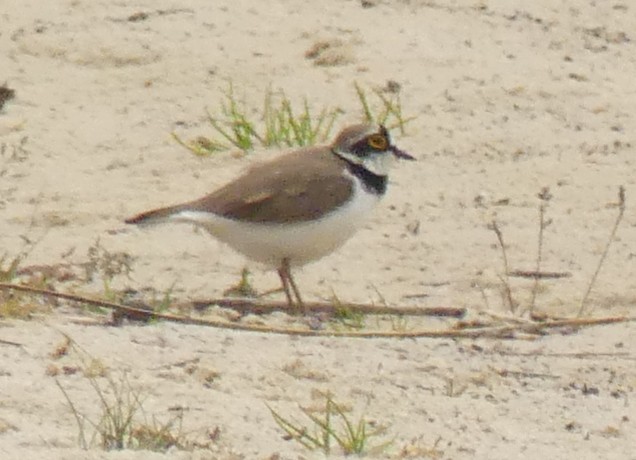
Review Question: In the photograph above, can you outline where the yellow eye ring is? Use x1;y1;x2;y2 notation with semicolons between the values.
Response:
368;134;388;150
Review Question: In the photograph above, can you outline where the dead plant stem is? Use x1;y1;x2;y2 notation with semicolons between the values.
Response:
490;220;516;313
578;186;626;317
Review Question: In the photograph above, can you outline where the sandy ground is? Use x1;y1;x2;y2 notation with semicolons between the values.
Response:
1;0;635;458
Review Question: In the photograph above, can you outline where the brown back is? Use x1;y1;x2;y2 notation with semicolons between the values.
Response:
177;147;353;224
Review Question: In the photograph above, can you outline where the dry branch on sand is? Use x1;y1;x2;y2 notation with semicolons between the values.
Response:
0;282;632;341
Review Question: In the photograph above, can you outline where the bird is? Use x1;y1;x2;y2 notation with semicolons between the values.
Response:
125;123;415;308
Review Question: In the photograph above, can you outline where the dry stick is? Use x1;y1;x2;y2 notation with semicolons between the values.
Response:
495;351;634;360
529;205;544;314
509;270;571;279
0;282;189;323
577;186;626;317
530;188;552;314
0;282;464;319
185;298;466;318
0;282;632;339
489;220;517;313
0;282;465;324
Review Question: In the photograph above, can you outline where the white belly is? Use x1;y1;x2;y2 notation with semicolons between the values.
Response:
173;179;379;268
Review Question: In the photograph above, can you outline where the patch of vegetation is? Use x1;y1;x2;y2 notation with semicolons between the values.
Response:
173;80;342;155
354;80;415;134
394;436;444;459
173;80;415;155
0;234;51;319
223;267;258;298
268;391;391;456
487;186;627;317
332;302;366;330
81;238;135;310
84;239;134;290
0;252;22;283
53;335;203;451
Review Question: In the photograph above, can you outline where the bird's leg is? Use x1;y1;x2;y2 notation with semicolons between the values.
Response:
277;262;295;307
287;271;304;308
278;258;304;310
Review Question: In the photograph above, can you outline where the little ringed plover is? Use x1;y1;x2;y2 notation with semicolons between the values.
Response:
125;124;414;307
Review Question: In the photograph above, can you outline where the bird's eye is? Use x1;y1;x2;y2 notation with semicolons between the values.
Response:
368;134;388;150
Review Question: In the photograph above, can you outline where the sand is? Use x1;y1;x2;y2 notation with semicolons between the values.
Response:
1;0;634;458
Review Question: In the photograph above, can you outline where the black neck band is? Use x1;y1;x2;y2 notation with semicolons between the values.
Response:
346;162;387;195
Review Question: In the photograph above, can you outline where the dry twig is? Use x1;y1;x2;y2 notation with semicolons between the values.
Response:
529;187;552;314
0;282;632;339
508;270;571;279
578;186;626;317
188;298;466;318
488;220;517;313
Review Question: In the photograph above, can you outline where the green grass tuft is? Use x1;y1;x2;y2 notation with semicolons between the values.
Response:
354;81;416;135
268;391;391;456
173;81;342;155
173;80;415;156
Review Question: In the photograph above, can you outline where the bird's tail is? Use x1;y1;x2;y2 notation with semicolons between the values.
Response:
125;204;186;226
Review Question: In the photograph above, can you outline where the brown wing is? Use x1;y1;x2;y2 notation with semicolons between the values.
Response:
184;147;353;223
